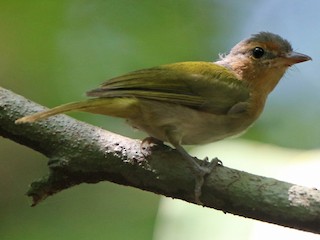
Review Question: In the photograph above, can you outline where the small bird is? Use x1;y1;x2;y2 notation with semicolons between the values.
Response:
16;32;311;204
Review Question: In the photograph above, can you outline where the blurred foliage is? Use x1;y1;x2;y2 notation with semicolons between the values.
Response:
0;1;318;239
0;1;240;239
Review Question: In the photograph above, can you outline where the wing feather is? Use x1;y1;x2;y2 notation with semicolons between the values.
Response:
87;62;250;114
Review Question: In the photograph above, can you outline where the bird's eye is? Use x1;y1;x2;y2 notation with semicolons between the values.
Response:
252;47;265;59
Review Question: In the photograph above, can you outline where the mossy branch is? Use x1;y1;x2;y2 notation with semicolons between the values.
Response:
1;87;320;234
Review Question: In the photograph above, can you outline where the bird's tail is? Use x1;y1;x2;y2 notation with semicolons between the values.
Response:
15;98;137;124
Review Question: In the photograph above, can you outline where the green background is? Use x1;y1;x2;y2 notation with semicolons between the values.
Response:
1;1;319;239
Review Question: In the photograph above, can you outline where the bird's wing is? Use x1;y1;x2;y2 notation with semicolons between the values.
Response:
87;62;250;115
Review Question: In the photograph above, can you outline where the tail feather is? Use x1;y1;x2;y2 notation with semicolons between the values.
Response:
15;98;136;124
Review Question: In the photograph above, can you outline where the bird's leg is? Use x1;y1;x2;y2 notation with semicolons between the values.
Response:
164;127;222;203
140;136;215;203
174;144;222;204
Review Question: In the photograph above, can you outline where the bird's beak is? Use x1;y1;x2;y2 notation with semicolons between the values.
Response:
282;51;312;66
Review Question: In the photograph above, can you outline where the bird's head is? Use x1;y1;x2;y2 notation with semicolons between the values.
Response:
217;32;311;95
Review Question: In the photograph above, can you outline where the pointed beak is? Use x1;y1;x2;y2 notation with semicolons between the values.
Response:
283;51;312;66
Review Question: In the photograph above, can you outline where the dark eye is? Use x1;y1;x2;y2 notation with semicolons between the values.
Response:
252;47;265;59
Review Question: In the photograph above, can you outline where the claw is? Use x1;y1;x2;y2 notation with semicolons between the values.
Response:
202;157;223;169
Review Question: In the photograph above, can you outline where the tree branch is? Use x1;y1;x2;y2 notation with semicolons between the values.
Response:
1;86;320;234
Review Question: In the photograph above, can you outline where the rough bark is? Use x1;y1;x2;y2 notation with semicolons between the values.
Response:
1;87;319;234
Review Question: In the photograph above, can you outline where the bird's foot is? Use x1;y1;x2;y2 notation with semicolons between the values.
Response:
190;157;222;205
200;157;223;172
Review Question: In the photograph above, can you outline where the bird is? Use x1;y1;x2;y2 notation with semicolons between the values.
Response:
15;32;311;204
